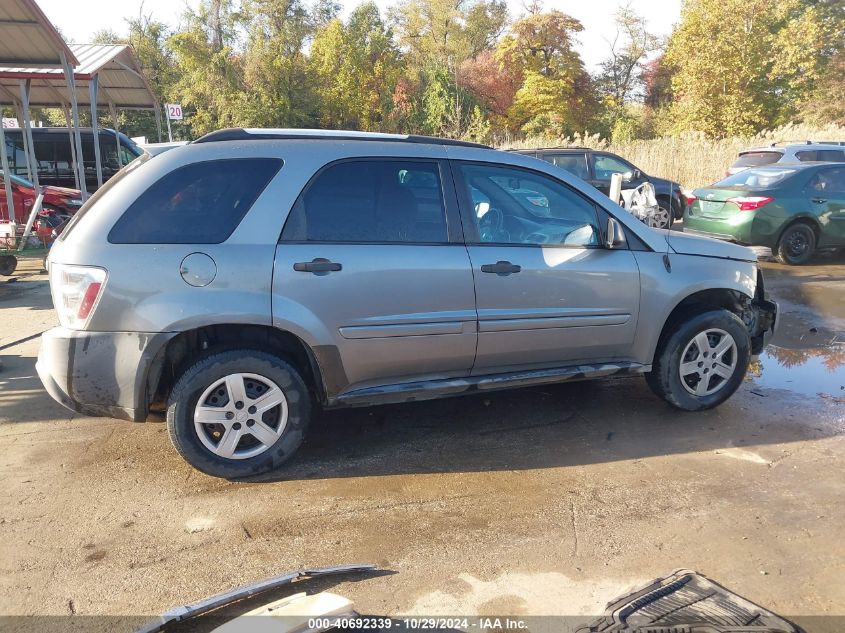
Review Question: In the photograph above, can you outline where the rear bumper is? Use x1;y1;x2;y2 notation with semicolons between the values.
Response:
36;327;175;421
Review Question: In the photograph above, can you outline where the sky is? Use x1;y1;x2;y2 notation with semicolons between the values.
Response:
38;0;682;72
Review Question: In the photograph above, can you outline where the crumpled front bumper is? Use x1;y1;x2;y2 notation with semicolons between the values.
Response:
750;269;778;354
36;327;175;422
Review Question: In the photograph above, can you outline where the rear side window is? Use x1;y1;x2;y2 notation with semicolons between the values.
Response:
796;150;818;161
281;159;448;243
810;167;845;194
817;150;845;162
108;158;282;244
731;151;781;168
544;153;589;180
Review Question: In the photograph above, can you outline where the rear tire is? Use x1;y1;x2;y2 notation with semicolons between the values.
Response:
0;255;17;276
166;350;311;478
776;223;816;265
646;309;750;411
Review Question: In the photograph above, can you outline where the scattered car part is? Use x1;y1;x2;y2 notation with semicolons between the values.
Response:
576;568;803;633
135;564;377;633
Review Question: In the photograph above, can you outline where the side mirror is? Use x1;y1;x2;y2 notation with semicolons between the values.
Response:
606;217;625;249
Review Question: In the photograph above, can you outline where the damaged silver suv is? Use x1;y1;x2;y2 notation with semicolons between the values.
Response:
37;129;777;478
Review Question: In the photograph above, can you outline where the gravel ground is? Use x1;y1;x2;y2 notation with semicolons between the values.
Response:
1;255;843;632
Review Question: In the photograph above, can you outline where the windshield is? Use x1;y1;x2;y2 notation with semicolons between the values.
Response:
731;151;781;168
714;167;797;188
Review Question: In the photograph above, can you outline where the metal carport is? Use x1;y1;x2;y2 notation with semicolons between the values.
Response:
0;0;160;248
0;0;79;237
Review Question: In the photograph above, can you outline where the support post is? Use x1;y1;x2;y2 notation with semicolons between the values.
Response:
0;116;16;225
164;105;173;142
155;104;162;142
109;102;122;168
18;79;44;249
62;105;80;191
61;52;88;201
14;102;32;182
89;74;103;189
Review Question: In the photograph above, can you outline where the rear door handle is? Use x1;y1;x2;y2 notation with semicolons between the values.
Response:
293;258;342;274
811;198;827;204
481;260;521;275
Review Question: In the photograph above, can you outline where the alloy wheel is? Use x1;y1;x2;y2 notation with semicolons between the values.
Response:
678;328;738;396
193;372;288;460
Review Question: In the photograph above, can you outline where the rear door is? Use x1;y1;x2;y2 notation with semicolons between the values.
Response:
452;161;641;372
808;166;845;246
272;158;477;392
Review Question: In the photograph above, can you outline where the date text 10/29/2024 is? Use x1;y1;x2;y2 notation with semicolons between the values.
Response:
307;618;530;630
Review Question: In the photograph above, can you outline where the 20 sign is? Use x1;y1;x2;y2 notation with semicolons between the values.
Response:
166;104;183;121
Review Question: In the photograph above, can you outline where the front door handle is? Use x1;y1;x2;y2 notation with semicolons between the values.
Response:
481;260;521;275
811;197;827;204
293;258;342;274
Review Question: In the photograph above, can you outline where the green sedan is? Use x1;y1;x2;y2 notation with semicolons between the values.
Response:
683;162;845;264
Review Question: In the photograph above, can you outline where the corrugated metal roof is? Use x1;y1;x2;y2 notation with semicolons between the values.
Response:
0;43;158;108
0;0;78;67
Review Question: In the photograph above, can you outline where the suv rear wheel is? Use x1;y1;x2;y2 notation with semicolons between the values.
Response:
646;309;750;411
166;350;311;478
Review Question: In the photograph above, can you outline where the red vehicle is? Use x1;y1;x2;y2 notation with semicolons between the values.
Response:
0;171;83;224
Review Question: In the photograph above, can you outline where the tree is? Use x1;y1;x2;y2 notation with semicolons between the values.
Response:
497;10;597;136
597;5;661;107
309;3;404;130
167;0;243;135
664;0;841;136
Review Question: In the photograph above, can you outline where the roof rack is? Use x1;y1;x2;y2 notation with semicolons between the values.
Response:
768;140;845;147
505;146;590;152
193;128;491;149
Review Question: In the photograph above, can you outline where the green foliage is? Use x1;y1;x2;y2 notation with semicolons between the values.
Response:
664;0;843;137
87;0;843;143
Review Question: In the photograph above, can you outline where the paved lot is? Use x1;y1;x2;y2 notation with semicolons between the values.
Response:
1;254;843;630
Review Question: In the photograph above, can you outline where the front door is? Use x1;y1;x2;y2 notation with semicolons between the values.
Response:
452;161;641;372
272;158;477;393
590;152;647;196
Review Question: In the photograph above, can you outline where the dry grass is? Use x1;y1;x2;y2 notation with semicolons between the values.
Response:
499;123;845;189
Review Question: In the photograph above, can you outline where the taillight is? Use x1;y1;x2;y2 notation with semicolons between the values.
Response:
727;196;773;211
49;263;107;329
685;193;697;205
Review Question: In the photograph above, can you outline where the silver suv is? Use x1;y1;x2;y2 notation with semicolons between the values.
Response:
727;142;845;176
37;129;777;478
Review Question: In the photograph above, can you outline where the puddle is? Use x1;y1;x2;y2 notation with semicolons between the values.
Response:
748;345;845;397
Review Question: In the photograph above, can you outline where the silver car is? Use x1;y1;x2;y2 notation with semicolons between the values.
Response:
37;129;778;478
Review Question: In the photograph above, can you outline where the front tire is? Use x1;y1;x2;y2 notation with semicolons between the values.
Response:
166;350;311;478
776;223;816;265
646;309;750;411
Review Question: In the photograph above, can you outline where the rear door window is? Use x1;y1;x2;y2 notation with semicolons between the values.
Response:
543;153;590;180
281;160;448;243
108;158;282;244
810;167;845;194
796;150;818;162
731;151;781;168
817;150;845;162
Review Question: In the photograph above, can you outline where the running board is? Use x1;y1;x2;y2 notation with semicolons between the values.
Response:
330;362;649;408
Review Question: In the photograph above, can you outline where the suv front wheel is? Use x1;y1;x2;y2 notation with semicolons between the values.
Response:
166;350;311;478
646;309;750;411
